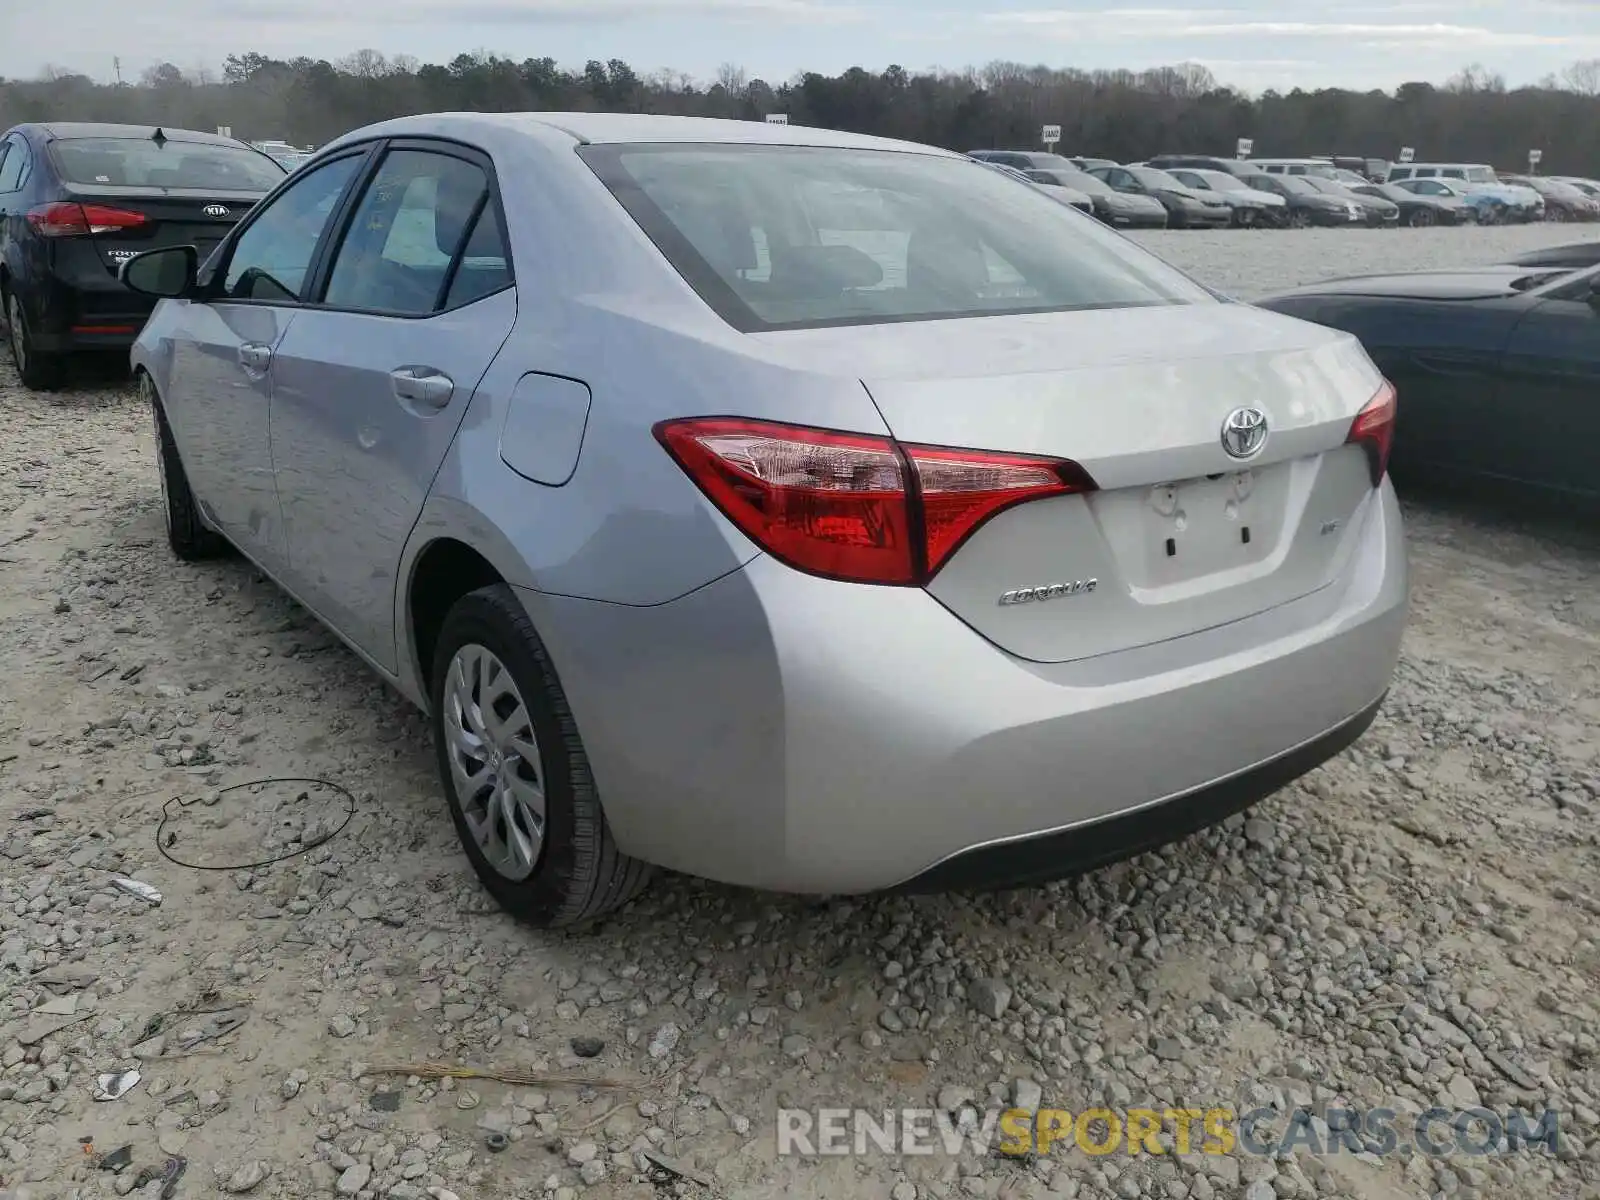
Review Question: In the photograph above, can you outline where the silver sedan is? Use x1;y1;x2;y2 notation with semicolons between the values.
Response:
121;113;1407;926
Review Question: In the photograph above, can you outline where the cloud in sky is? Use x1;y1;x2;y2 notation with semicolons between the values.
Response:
3;0;1598;91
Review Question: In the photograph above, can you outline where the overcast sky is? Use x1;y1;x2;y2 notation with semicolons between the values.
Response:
3;0;1599;93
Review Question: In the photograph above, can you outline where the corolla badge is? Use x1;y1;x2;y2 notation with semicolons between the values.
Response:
1220;406;1269;460
202;204;230;217
998;579;1098;606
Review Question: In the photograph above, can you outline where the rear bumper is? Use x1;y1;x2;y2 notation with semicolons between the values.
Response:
897;689;1383;893
24;269;153;353
526;480;1408;895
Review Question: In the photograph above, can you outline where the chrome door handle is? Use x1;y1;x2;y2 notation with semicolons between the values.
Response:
238;342;272;372
390;367;455;409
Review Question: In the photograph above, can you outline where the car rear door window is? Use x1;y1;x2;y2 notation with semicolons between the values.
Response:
322;149;490;316
442;203;512;309
0;139;24;192
220;154;362;303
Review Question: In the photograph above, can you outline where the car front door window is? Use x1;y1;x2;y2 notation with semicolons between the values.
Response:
220;154;363;303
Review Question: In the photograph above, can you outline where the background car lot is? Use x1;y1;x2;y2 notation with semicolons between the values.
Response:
1;222;1597;1200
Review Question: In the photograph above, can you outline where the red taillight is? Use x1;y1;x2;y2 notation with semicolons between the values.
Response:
653;416;1097;586
1345;380;1397;487
26;202;149;237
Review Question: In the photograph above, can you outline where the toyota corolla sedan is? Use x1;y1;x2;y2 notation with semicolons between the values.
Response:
121;114;1407;927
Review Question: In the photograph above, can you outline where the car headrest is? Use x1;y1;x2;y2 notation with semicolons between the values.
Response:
768;243;883;292
905;224;988;300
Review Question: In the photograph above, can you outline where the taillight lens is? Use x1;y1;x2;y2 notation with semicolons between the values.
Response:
26;202;149;237
1345;380;1397;487
654;416;1097;586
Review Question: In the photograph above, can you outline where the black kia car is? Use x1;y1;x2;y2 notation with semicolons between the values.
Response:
0;122;285;389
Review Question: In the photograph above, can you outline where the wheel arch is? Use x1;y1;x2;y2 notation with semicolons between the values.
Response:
404;537;508;705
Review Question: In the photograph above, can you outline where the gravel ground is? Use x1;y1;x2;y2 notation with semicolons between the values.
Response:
2;222;1598;1200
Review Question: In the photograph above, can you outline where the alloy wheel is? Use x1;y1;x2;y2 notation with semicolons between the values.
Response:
442;643;546;881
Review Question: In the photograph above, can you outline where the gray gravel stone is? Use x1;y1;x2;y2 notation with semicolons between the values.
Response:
969;978;1013;1019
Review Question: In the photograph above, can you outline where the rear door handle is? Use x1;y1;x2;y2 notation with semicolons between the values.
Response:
390;367;455;409
238;342;272;372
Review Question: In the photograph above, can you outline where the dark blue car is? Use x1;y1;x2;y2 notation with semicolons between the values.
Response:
0;122;284;389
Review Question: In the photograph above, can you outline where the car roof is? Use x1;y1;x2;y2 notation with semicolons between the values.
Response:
323;111;958;159
25;121;248;146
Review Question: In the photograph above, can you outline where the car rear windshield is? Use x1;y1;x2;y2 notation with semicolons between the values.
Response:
1126;166;1186;190
580;143;1210;332
1274;176;1319;195
50;137;285;191
1056;168;1114;194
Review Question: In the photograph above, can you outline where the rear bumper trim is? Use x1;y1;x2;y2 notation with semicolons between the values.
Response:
891;690;1385;894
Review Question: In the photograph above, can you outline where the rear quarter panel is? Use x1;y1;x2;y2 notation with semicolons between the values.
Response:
395;122;896;691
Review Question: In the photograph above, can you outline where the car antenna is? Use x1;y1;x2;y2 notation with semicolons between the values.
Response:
151;127;167;146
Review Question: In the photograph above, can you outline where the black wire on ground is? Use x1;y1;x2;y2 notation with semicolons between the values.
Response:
154;776;356;871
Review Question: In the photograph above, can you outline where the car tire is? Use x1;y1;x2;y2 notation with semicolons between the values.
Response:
3;286;66;392
1408;208;1436;228
1289;210;1311;230
430;584;653;928
145;373;230;561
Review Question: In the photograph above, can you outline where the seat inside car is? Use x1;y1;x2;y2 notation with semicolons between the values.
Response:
906;223;989;305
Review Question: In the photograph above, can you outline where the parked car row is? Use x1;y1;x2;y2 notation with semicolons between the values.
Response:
972;149;1600;230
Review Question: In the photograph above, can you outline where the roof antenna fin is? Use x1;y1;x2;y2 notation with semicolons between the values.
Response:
151;127;167;146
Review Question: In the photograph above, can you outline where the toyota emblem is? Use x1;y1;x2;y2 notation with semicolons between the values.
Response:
202;204;229;217
1220;406;1269;460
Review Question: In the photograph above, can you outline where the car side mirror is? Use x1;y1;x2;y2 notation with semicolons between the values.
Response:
120;246;198;300
1588;277;1600;309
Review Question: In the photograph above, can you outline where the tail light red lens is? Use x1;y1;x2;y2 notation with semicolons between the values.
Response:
1345;380;1397;487
26;202;149;237
654;416;1097;586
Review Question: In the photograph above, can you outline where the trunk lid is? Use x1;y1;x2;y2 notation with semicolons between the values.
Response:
757;302;1385;663
61;186;260;276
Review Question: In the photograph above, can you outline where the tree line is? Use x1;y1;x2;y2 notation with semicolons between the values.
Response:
7;52;1600;175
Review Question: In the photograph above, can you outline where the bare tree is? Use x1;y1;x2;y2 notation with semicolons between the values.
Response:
1562;59;1600;95
1443;63;1506;94
338;49;390;79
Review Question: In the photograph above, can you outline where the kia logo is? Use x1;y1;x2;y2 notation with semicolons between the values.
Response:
202;204;229;217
